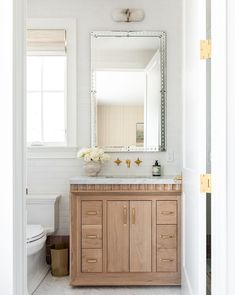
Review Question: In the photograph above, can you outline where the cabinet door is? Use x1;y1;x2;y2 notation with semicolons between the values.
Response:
107;201;129;272
130;201;152;272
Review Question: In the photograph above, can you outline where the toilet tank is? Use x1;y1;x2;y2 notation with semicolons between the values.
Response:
26;194;61;234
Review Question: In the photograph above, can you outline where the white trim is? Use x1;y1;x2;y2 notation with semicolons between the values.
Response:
14;0;27;293
0;2;14;293
182;266;193;295
27;146;78;159
0;0;26;294
14;0;27;294
211;1;227;295
225;0;235;294
27;18;77;149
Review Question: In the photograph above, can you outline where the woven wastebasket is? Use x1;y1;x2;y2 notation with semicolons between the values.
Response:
51;244;69;276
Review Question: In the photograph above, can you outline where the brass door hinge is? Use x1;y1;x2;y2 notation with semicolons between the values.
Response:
200;174;212;193
200;40;211;59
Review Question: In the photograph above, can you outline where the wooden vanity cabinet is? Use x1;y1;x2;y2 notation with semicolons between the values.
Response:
70;183;181;286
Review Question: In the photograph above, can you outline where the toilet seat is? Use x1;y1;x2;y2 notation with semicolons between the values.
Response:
27;224;45;243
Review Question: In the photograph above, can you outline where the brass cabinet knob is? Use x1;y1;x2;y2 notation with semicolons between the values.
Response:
161;211;174;215
114;158;122;166
86;235;97;239
87;259;97;263
86;211;97;215
160;234;174;239
160;258;174;262
135;157;142;166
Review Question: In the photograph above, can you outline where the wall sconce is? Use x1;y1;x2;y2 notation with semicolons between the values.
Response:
111;9;145;23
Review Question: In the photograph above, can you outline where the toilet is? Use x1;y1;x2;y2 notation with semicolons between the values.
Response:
26;194;61;295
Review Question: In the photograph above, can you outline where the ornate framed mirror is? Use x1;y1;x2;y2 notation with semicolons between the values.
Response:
91;31;167;152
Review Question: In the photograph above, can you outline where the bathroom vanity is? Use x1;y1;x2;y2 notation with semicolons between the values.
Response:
70;177;181;286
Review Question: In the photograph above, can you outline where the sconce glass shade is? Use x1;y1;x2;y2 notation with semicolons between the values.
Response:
111;9;145;22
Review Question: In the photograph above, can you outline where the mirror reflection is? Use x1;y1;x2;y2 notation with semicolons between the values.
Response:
91;32;166;151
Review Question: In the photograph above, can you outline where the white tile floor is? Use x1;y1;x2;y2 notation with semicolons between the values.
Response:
34;273;182;295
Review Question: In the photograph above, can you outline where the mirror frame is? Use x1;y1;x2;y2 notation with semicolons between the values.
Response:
91;31;167;152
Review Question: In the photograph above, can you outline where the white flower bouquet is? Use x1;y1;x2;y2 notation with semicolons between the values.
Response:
77;147;110;176
77;147;110;163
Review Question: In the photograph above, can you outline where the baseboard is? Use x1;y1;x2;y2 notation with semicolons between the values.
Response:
182;266;193;295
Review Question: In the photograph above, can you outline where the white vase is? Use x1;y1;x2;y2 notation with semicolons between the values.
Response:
84;161;101;177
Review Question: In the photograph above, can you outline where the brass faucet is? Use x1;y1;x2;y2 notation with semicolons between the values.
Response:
126;159;131;168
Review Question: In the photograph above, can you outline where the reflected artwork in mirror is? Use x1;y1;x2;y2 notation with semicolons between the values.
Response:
91;31;166;152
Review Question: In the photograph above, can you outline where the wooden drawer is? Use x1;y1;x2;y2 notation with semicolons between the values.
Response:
157;249;177;272
82;225;102;249
82;201;102;225
157;225;177;249
82;249;102;272
157;201;177;224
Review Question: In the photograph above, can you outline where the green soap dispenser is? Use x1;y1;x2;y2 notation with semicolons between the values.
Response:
152;160;161;176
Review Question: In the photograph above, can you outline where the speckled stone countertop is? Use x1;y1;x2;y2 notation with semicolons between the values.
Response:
70;175;181;185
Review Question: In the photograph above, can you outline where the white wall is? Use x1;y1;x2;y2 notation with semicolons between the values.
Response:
27;0;183;235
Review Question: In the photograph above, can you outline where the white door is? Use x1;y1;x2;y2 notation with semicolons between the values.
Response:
182;0;207;294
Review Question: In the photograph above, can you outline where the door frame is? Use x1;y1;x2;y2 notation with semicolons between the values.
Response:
13;0;27;294
227;1;235;294
211;1;227;294
1;0;27;294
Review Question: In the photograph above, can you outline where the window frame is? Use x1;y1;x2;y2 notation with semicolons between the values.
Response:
27;18;77;157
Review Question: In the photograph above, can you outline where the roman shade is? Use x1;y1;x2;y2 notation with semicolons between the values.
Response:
27;29;66;53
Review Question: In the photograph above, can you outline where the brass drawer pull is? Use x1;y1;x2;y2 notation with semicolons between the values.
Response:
132;208;136;224
86;235;97;239
123;206;127;225
160;234;174;239
160;258;174;262
87;211;97;215
161;211;174;215
87;259;97;263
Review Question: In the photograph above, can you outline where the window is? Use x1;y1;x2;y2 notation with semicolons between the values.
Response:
27;28;72;147
27;29;67;146
26;20;77;156
27;54;67;145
